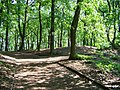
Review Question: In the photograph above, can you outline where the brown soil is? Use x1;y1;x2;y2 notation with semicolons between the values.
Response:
0;46;120;90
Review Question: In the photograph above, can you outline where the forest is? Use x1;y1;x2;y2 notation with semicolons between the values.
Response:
0;0;120;90
0;0;120;52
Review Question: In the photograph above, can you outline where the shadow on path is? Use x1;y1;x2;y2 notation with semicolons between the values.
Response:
14;62;102;90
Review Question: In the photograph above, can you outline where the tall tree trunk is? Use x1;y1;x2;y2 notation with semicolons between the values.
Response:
90;32;94;46
69;0;81;59
106;0;117;48
60;21;63;47
82;11;87;46
0;0;3;26
48;34;50;48
50;0;55;55
19;0;29;51
118;5;120;32
105;0;111;45
27;38;30;50
83;32;86;46
83;22;87;46
17;0;22;50
60;7;64;47
58;30;60;47
68;30;70;47
37;1;42;51
37;29;39;49
93;33;96;46
112;2;117;48
5;0;9;51
30;33;34;50
0;35;3;51
14;27;18;51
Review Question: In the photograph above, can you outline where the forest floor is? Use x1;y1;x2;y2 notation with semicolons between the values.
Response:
0;46;120;90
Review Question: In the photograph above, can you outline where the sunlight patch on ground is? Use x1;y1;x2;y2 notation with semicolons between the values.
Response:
15;56;68;63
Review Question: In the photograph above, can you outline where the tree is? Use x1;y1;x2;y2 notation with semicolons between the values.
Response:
50;0;55;55
60;7;64;47
19;0;29;51
69;0;81;59
1;0;119;51
37;0;43;51
5;0;10;51
0;0;3;27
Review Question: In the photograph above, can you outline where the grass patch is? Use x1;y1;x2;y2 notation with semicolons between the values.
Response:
111;55;120;60
75;52;120;76
91;59;120;76
74;54;93;60
0;61;3;65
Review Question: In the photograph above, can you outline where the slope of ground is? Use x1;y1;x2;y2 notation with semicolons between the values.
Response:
0;46;120;90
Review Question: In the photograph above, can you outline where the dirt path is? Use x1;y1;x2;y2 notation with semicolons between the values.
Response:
0;47;120;90
0;54;104;90
14;58;103;90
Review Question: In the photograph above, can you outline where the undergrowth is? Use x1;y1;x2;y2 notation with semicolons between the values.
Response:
92;60;120;74
74;54;93;60
75;53;120;76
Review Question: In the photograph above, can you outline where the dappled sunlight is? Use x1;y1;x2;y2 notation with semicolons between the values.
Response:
1;47;120;90
14;63;100;90
60;60;120;89
15;56;68;64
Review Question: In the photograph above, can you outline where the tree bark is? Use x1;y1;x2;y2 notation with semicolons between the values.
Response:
60;8;64;47
19;0;29;51
5;0;9;51
37;1;42;51
50;0;55;55
68;30;70;47
58;30;60;47
60;21;63;47
112;2;117;48
0;34;3;51
14;27;18;51
17;0;22;50
69;0;81;59
0;0;3;26
83;22;87;46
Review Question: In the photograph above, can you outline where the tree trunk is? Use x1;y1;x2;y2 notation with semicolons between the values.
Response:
50;0;55;55
60;7;64;47
60;21;63;47
5;0;9;51
19;0;29;51
118;7;120;32
14;27;18;51
90;32;94;46
37;29;39;49
82;12;87;46
30;33;34;50
83;23;87;46
0;35;3;51
69;0;81;59
37;1;42;51
93;33;96;46
83;32;86;46
17;0;22;50
27;38;30;50
0;0;3;26
68;30;70;47
58;30;60;47
112;2;117;48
